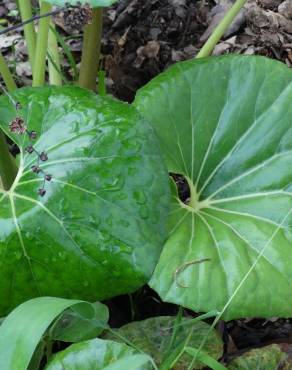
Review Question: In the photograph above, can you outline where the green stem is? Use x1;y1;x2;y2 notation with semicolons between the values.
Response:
0;52;18;190
196;0;247;58
32;2;52;87
48;23;62;86
0;132;17;190
18;0;36;72
79;7;103;91
0;52;17;91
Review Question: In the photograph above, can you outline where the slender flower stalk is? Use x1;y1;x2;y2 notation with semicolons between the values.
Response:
0;52;17;91
0;72;18;190
0;131;18;190
32;2;52;86
48;23;62;86
18;0;36;72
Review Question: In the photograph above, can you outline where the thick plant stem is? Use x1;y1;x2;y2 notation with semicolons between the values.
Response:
48;23;62;86
0;132;17;190
0;55;18;190
79;8;103;91
0;52;17;91
18;0;36;72
196;0;247;58
32;2;52;87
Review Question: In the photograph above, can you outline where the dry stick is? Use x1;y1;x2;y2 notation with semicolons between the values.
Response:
79;7;103;91
0;8;67;37
196;0;247;58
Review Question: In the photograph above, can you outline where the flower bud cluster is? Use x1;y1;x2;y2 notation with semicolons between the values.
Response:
9;102;52;197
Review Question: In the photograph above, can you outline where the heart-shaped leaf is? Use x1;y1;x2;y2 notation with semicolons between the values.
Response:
44;0;118;7
134;55;292;319
45;338;153;370
103;316;223;369
0;86;169;315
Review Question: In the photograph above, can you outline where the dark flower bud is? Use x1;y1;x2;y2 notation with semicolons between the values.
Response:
45;174;52;182
40;152;48;161
38;188;46;197
25;145;34;154
31;165;41;174
29;131;37;139
9;117;26;134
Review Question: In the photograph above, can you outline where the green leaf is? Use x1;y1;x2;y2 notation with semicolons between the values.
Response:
134;55;292;319
0;297;96;370
185;347;227;370
45;338;153;370
0;86;169;315
44;0;118;7
228;344;292;370
51;301;109;342
103;316;223;369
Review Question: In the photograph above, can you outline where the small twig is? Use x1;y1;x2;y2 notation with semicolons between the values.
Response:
0;5;81;37
174;258;211;288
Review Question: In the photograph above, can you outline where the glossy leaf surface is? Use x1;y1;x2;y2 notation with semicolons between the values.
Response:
104;316;223;369
45;338;153;370
0;86;169;315
44;0;117;7
135;55;292;319
0;297;96;370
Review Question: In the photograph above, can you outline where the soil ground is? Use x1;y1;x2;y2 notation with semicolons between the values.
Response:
1;0;292;366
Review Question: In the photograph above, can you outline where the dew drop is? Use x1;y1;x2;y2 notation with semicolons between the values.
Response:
14;251;22;260
58;252;67;261
112;270;121;277
25;232;33;241
110;245;121;254
139;205;149;219
120;244;132;254
60;198;69;212
128;167;138;176
133;190;147;205
120;219;130;227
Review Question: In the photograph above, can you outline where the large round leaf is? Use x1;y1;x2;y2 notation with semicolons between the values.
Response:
0;86;169;315
134;55;292;319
